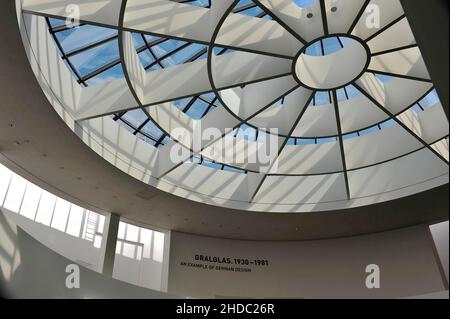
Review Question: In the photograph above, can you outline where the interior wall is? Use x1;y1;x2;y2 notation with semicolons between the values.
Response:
1;205;448;299
113;255;163;291
2;209;103;272
2;209;169;293
168;226;447;299
430;221;449;285
0;209;177;299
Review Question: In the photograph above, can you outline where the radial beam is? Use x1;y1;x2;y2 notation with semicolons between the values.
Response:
347;0;371;34
326;0;367;34
75;50;292;120
23;0;299;58
22;0;123;26
249;91;316;202
152;80;304;177
254;0;324;42
248;86;313;136
220;76;299;120
356;73;433;115
319;0;329;35
350;0;404;40
366;70;432;84
353;80;449;165
369;47;430;81
331;90;350;200
253;0;308;44
367;17;416;54
364;15;406;43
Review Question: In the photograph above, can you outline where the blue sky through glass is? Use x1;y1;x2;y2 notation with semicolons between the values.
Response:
293;0;316;8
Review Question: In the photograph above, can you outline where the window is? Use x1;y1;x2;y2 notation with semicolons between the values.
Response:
0;165;13;205
35;191;56;226
19;183;42;220
66;205;84;237
113;220;168;291
116;221;166;263
3;175;27;212
51;198;71;232
0;163;105;248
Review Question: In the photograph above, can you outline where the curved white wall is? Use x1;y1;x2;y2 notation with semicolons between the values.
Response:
0;209;176;299
168;227;448;299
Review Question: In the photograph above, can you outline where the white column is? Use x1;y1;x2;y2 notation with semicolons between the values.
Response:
99;213;120;277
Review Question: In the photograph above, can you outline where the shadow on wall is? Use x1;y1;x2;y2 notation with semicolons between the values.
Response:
0;209;177;299
0;212;19;298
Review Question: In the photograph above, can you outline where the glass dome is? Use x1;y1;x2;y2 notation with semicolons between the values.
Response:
17;0;449;212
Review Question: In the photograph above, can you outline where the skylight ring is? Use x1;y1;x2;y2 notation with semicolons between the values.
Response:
17;0;446;212
290;33;372;91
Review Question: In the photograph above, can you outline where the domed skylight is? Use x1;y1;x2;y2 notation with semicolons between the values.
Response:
18;0;449;212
